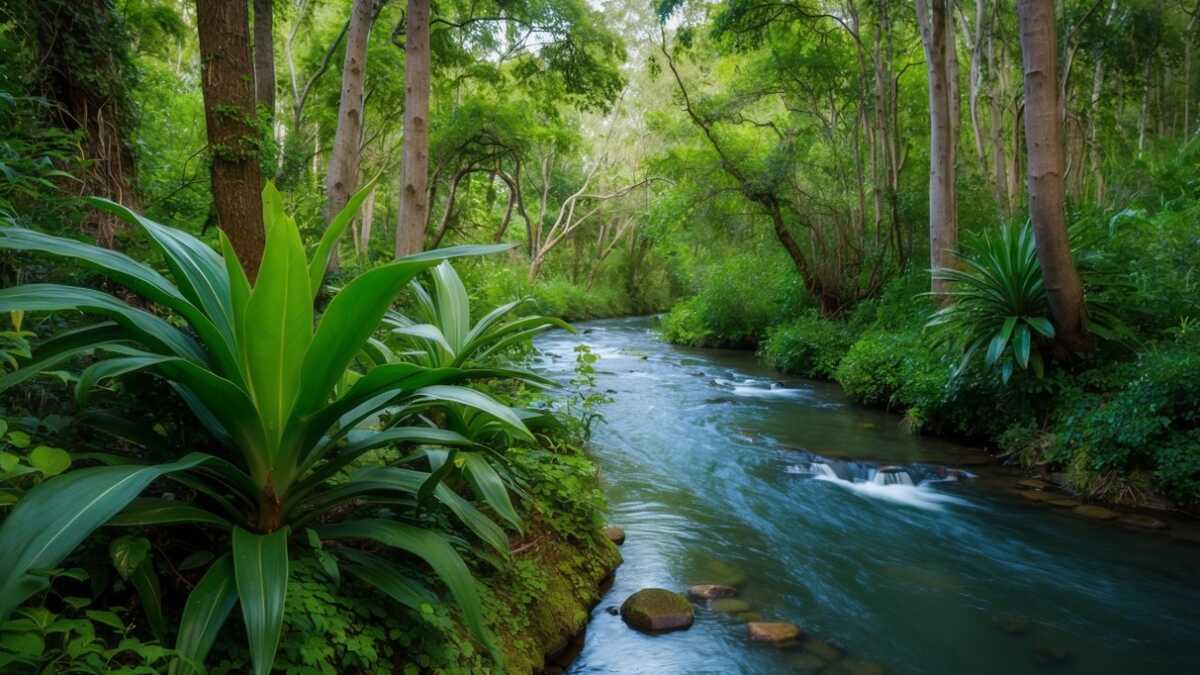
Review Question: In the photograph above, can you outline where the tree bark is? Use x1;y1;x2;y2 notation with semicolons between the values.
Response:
324;0;375;271
253;0;276;120
1017;0;1090;352
395;0;432;257
30;0;141;246
916;0;958;302
196;0;266;279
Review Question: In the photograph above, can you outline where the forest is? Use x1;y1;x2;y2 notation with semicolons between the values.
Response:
0;0;1198;673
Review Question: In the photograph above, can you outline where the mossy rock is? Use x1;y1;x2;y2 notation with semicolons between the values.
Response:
710;598;753;614
620;589;694;633
1072;505;1119;521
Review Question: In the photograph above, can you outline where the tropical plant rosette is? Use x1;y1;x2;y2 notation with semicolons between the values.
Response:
0;179;546;673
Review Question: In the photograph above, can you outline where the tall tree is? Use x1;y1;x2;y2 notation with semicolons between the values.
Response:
26;0;141;246
394;0;431;257
253;0;276;120
196;0;266;277
324;0;376;269
1017;0;1090;351
916;0;958;302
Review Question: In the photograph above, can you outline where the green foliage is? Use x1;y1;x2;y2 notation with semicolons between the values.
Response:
926;222;1054;383
1051;335;1200;502
386;261;573;368
0;567;174;675
760;310;854;379
0;186;532;673
660;252;805;347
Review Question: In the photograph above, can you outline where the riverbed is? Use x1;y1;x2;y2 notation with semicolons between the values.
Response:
532;316;1200;675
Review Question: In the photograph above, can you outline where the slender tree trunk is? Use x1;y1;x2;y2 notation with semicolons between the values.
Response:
1017;0;1090;352
324;0;375;271
196;0;266;278
916;0;958;302
356;188;375;260
395;0;431;257
986;25;1010;214
253;0;275;120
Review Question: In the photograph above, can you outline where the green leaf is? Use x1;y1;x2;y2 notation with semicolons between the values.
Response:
986;317;1017;365
27;444;69;475
178;551;215;572
130;555;167;641
6;430;30;448
413;385;532;441
109;536;151;580
337;549;437;610
317;519;496;659
0;453;212;620
0;227;240;380
462;453;521;532
430;262;471;354
85;610;125;631
245;183;312;450
86;198;238;358
107;499;232;529
1026;316;1055;338
291;245;509;419
308;175;380;298
231;527;289;675
1013;324;1031;369
171;555;237;675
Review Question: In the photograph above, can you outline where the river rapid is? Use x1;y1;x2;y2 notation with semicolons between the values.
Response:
531;316;1200;675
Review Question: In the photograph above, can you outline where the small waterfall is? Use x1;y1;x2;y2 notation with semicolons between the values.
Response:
872;466;914;486
810;462;838;478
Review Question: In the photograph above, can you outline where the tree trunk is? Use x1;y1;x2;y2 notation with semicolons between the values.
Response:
31;0;141;247
196;0;266;279
916;0;958;302
253;0;276;120
1017;0;1090;352
324;0;375;271
355;188;376;260
395;0;432;257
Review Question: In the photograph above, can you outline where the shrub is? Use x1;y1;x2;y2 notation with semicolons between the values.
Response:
661;252;805;347
760;311;854;379
1051;336;1200;501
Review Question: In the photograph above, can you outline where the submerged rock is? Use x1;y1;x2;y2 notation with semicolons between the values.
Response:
603;526;626;545
710;598;752;614
688;584;737;600
696;559;748;586
747;621;803;644
791;653;828;672
1017;490;1055;503
1047;497;1082;508
828;660;885;675
1032;645;1072;667
734;611;764;623
804;639;845;661
1017;478;1051;490
1119;514;1167;530
1072;505;1119;521
620;589;694;634
604;605;619;616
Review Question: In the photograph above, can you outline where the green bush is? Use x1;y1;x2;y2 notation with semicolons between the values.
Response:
660;253;805;347
1050;336;1200;502
760;311;854;379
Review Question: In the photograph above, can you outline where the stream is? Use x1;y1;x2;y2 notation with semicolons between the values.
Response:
532;316;1200;675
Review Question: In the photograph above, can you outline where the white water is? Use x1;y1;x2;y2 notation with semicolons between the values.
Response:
809;462;973;512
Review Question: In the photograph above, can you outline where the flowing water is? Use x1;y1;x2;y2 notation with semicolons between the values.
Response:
531;316;1200;675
